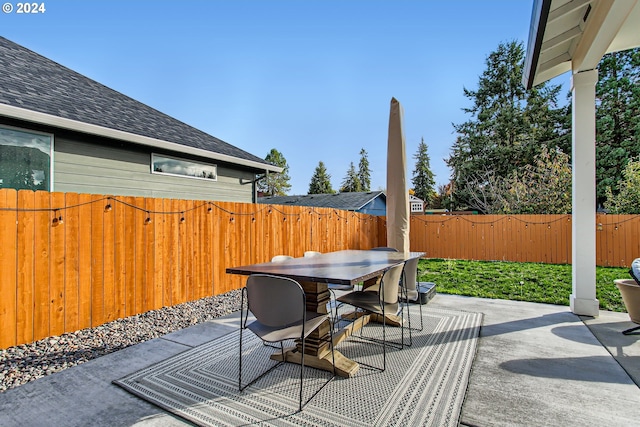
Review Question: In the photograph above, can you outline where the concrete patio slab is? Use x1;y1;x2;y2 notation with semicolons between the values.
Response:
0;315;245;427
0;295;638;426
427;295;640;427
581;310;640;386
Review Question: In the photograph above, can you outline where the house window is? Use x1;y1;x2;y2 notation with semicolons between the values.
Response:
152;153;217;181
0;125;53;191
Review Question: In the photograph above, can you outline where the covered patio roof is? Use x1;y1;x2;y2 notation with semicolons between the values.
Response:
524;0;640;89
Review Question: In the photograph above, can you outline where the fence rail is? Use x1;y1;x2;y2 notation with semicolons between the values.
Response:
1;189;639;349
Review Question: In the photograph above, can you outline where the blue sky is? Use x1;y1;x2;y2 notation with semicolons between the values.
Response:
1;0;569;195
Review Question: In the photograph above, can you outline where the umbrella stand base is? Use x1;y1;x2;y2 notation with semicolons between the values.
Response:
416;282;437;304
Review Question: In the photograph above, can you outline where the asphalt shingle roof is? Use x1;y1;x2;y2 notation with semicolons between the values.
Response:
258;191;385;211
0;37;271;170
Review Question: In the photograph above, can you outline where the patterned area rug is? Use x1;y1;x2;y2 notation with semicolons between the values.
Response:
114;307;483;426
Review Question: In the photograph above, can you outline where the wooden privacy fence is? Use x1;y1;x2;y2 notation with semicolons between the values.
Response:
2;188;640;349
0;189;383;349
409;214;640;267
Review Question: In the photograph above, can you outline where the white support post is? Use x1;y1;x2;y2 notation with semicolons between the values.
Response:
570;69;599;317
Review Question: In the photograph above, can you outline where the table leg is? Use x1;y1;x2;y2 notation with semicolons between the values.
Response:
340;311;404;327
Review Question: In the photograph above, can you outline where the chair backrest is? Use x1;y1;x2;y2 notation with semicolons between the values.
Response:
371;247;398;252
304;251;322;257
246;274;305;327
271;255;294;263
403;257;419;293
380;263;404;304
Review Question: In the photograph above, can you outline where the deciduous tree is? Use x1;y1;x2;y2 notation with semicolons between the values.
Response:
462;146;571;214
504;146;572;214
604;157;640;214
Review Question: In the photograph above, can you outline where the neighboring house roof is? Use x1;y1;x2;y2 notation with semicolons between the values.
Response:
258;191;386;211
0;37;281;173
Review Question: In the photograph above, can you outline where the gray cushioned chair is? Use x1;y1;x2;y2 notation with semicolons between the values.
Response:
239;274;335;411
367;247;420;335
336;263;407;371
401;257;423;331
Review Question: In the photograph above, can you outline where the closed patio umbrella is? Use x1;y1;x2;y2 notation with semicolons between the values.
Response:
386;97;410;255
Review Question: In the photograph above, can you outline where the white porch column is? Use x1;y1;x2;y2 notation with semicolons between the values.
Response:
570;69;599;317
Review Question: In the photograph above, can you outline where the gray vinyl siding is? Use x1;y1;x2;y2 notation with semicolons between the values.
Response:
53;137;256;202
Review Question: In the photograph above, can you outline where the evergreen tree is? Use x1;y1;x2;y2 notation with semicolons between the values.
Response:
445;40;567;212
257;148;291;196
357;148;371;191
411;137;435;206
308;161;335;194
340;162;361;192
596;48;640;206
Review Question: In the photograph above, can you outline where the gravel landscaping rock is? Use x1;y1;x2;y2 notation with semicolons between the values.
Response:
0;290;242;393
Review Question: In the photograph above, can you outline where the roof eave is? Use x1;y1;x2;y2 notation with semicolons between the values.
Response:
523;0;553;90
0;103;282;173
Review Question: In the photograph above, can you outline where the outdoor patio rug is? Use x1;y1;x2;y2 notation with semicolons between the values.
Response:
114;307;483;426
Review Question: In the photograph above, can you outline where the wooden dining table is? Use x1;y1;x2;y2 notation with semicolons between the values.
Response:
226;249;425;377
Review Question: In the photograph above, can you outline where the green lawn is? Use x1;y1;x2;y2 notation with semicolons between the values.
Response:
417;258;629;312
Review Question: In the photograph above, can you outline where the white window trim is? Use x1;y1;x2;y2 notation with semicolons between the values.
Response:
0;124;54;191
151;152;218;182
